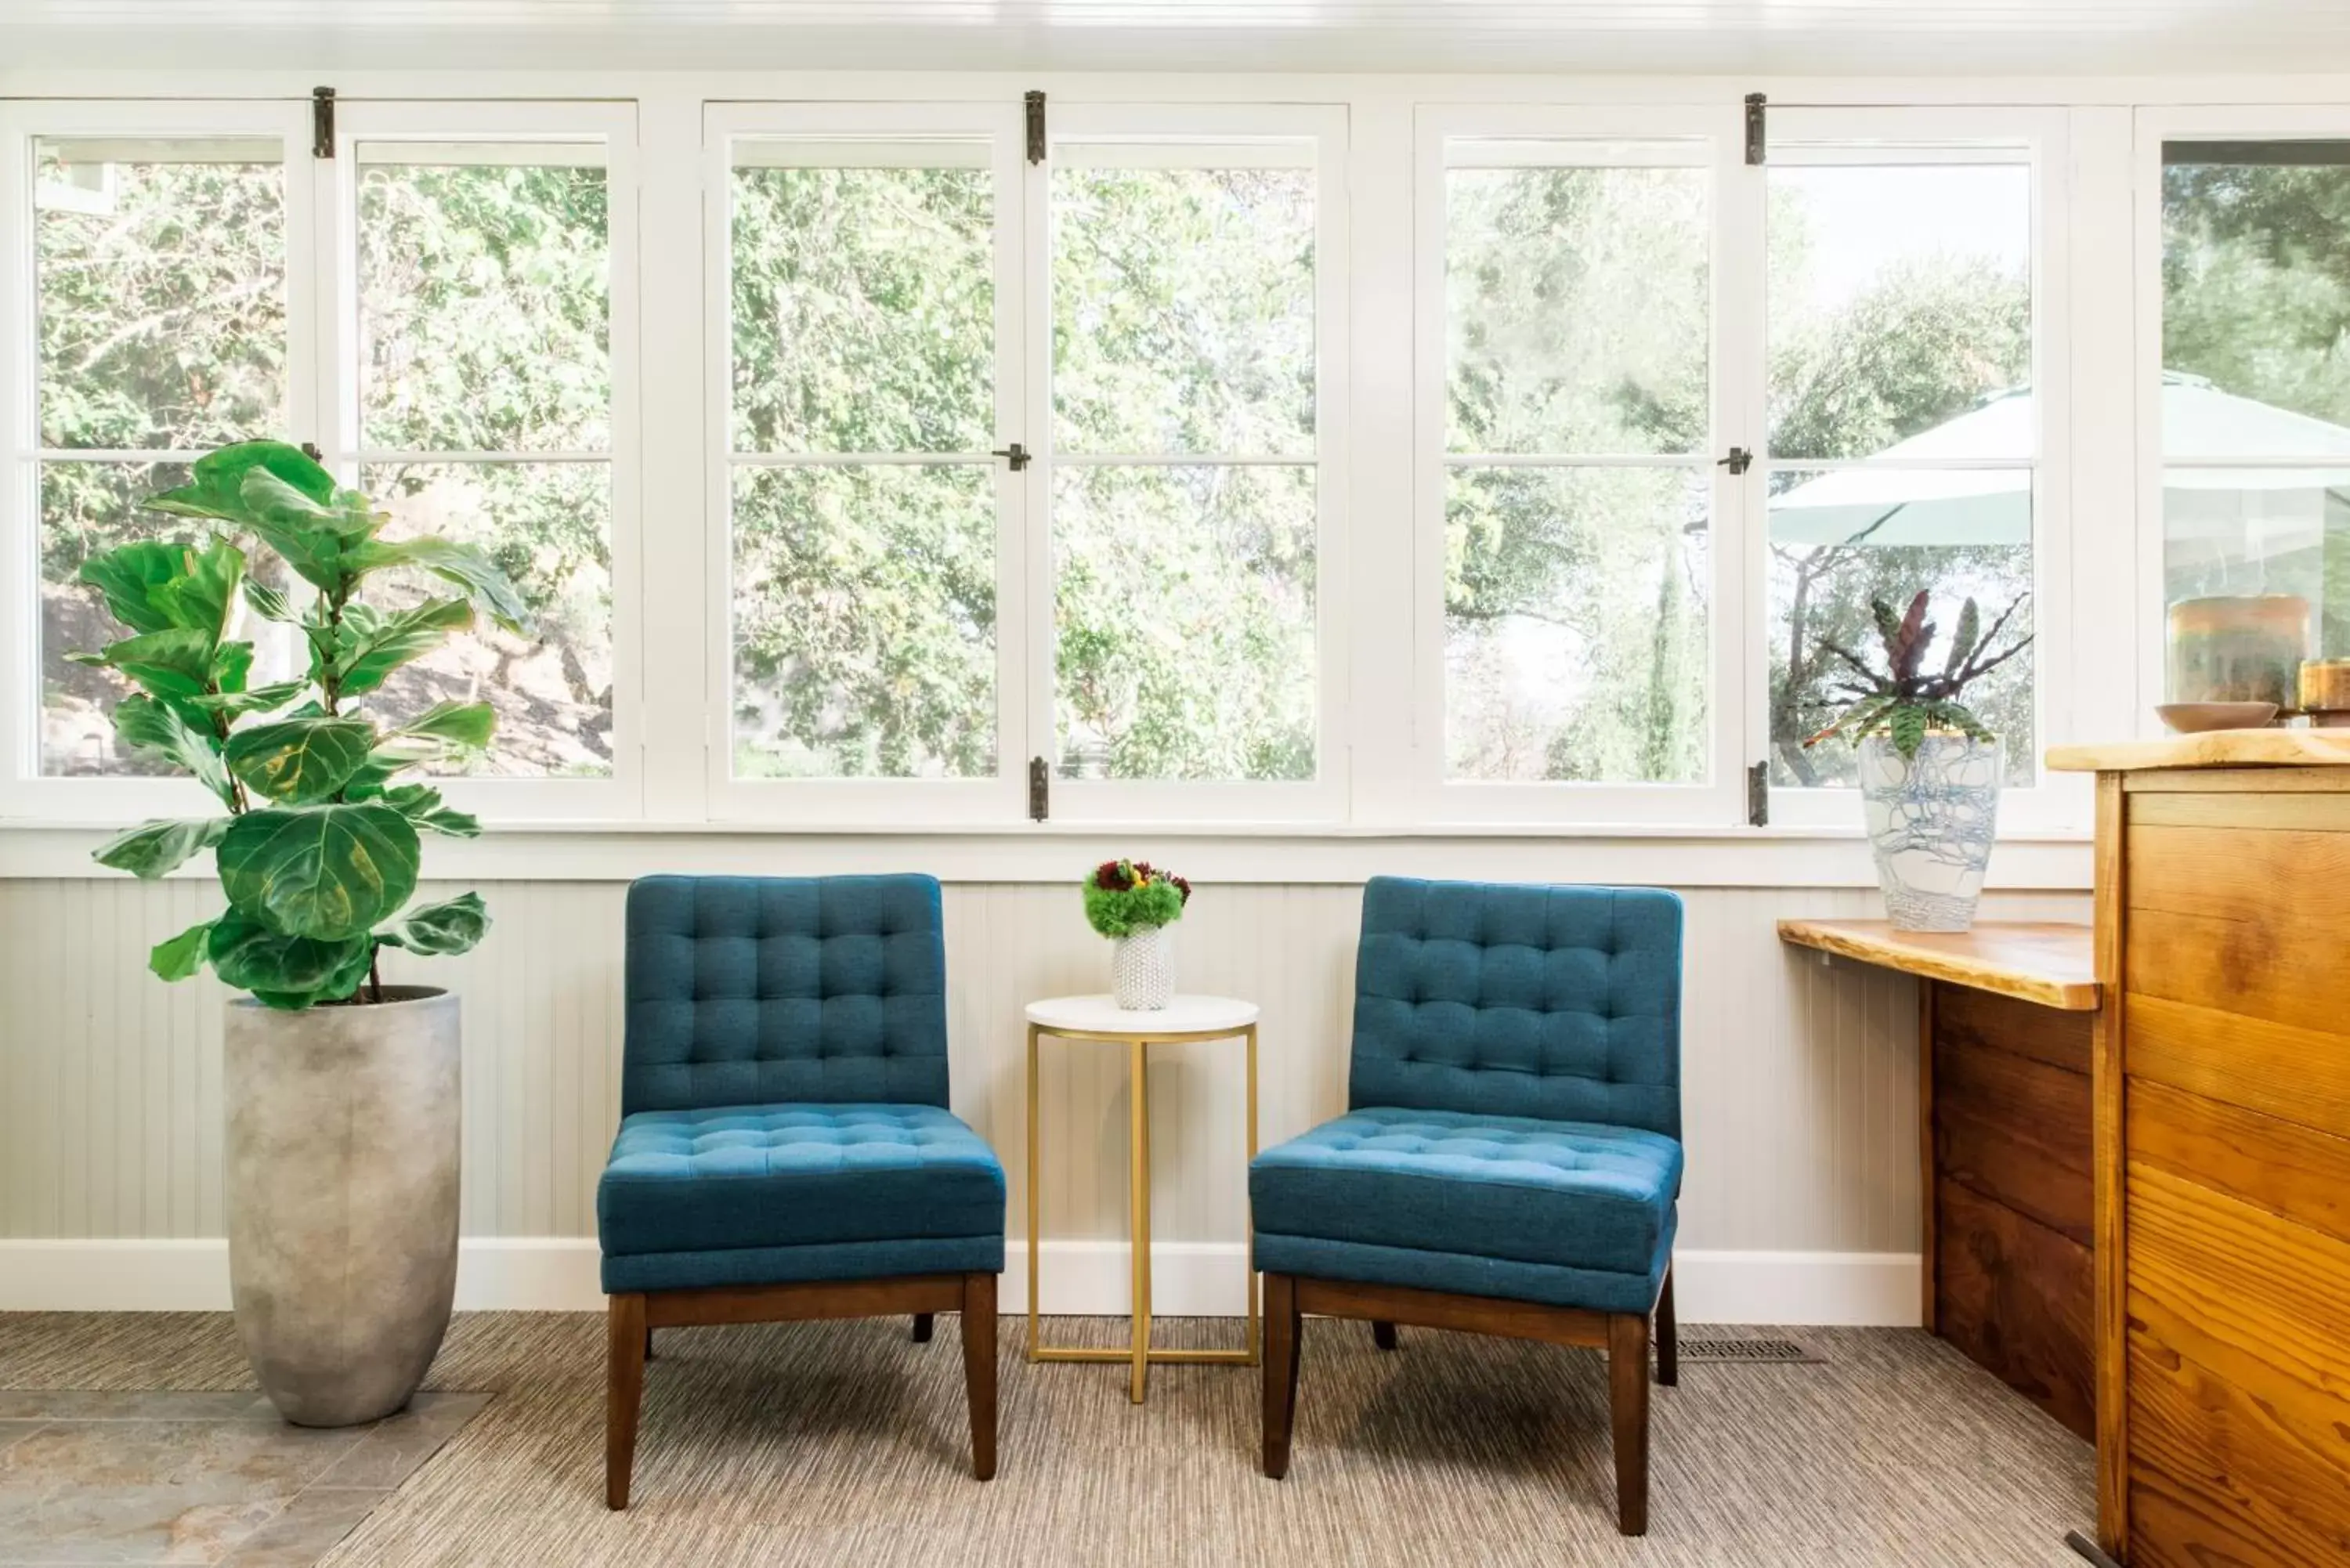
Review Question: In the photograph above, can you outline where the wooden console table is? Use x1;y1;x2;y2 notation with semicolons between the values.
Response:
2048;732;2350;1566
1778;917;2099;1441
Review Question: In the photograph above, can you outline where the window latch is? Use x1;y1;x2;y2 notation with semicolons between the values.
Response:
1718;446;1753;475
311;87;335;160
1748;761;1770;827
993;443;1031;471
1028;756;1050;821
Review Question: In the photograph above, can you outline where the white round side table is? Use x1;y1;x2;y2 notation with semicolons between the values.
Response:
1023;993;1260;1404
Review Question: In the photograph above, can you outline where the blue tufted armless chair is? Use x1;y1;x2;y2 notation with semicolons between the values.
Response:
1249;877;1683;1535
595;876;1005;1507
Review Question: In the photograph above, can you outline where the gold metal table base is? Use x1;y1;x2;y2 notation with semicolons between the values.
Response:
1025;1018;1260;1404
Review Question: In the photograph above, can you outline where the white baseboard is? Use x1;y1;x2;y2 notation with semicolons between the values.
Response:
0;1239;1922;1326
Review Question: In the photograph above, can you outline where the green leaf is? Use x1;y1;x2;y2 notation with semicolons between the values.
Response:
346;537;530;632
216;804;420;942
79;542;190;635
392;700;495;751
78;627;214;706
236;470;360;594
146;442;334;526
93;817;230;880
332;598;474;697
150;920;215;982
223;716;378;804
377;891;489;956
240;468;385;543
1888;704;1929;758
1943;598;1982;681
110;695;237;806
206;910;374;1008
157;538;245;646
380;783;481;837
185;680;309;723
242;579;295;623
209;639;255;694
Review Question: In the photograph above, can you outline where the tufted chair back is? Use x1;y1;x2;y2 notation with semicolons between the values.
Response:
1347;876;1683;1138
622;875;950;1115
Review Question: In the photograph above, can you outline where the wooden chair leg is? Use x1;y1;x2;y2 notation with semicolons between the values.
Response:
913;1313;935;1343
1607;1310;1651;1537
606;1293;648;1511
960;1274;997;1481
643;1324;655;1361
1371;1319;1398;1351
1654;1266;1677;1387
1263;1272;1300;1479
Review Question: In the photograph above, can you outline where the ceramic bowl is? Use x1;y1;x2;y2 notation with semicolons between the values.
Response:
2156;701;2280;734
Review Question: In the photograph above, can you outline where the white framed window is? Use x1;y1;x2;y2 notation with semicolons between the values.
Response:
2135;107;2350;725
0;99;316;822
1414;103;1751;826
324;100;642;822
1028;104;1350;825
1757;107;2072;832
0;97;638;824
707;100;1029;825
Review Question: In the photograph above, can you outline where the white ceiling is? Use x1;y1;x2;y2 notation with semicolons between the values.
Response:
2;0;2348;77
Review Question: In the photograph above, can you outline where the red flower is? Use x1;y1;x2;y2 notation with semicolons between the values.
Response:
1170;874;1191;905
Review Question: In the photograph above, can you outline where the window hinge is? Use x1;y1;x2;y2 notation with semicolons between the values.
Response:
1748;761;1770;827
1744;92;1766;166
1025;91;1047;164
1028;756;1050;821
312;87;335;160
1718;446;1753;475
992;442;1031;471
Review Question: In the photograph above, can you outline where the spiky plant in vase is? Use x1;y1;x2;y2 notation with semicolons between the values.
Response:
72;439;529;1428
1084;859;1191;1010
1805;590;2033;934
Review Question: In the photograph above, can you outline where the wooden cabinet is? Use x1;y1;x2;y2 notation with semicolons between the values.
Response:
2050;737;2350;1566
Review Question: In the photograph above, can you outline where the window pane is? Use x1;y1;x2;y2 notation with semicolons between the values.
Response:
1766;468;2035;788
2164;471;2350;663
35;138;285;450
1446;161;1708;457
1445;467;1708;783
2162;146;2350;437
358;153;610;453
1052;164;1314;457
1054;464;1314;780
41;460;190;776
362;463;614;777
1767;163;2032;461
732;464;996;779
731;161;994;455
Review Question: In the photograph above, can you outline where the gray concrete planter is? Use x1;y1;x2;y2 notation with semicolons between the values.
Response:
225;986;461;1427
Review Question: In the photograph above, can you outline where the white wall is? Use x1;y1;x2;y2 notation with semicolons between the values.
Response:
0;873;2091;1321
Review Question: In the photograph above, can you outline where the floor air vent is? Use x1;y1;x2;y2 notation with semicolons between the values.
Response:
1676;1336;1823;1365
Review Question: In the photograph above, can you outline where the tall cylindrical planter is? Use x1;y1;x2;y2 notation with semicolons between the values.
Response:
1111;924;1175;1010
1858;734;2002;933
225;986;461;1427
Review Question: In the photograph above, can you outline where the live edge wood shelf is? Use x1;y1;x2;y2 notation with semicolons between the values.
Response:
2046;732;2350;1568
1777;917;2100;1445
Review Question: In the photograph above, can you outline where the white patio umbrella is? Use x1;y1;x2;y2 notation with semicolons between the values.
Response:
1767;374;2350;548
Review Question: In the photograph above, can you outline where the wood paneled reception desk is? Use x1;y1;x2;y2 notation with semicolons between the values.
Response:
1777;917;2099;1441
2047;730;2350;1567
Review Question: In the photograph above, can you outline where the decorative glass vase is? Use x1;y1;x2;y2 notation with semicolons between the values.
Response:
1111;924;1174;1010
1858;734;2002;933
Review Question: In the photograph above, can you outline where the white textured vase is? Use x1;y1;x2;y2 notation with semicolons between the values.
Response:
1858;734;2003;933
1111;924;1175;1010
225;986;461;1427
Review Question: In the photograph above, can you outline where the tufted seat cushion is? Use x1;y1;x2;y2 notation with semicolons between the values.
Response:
1251;1107;1680;1314
597;1103;1006;1293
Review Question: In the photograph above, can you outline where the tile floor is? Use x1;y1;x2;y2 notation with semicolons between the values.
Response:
0;1390;487;1566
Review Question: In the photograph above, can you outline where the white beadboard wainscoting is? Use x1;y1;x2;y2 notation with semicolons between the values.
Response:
0;877;2092;1322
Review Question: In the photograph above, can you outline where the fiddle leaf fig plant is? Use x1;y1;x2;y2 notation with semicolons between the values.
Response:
77;440;526;1010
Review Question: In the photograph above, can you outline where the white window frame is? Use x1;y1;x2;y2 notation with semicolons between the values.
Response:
321;99;644;822
1029;101;1351;826
703;99;1029;826
1756;106;2077;835
0;98;318;823
1412;102;1753;828
2132;103;2350;728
